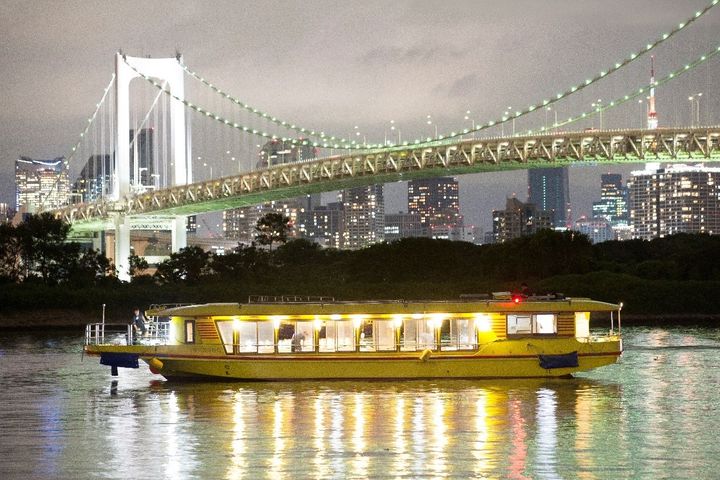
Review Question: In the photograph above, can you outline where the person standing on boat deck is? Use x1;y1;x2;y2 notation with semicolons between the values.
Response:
131;307;147;341
291;329;305;352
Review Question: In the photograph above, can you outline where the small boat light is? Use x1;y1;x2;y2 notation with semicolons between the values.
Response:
411;313;424;320
314;317;323;330
270;315;283;329
393;315;403;328
233;318;241;331
330;314;342;321
429;313;446;328
351;314;365;329
474;314;492;332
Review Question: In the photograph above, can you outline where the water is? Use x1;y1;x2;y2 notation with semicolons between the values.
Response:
1;327;719;479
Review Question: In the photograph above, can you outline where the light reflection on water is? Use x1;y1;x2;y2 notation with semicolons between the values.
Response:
1;327;720;479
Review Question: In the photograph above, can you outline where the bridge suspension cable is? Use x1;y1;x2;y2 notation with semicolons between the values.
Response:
175;0;719;150
511;43;720;137
40;74;116;210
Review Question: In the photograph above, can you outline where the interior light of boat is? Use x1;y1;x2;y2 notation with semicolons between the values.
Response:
271;315;283;329
233;318;240;331
411;313;424;320
314;317;323;330
393;315;403;328
331;314;342;321
429;313;446;328
352;315;364;329
474;314;492;332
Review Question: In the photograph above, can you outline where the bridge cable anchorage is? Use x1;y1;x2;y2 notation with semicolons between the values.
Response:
518;42;720;136
179;1;718;149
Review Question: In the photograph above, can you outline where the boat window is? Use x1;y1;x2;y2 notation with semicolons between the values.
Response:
418;318;436;350
236;321;257;353
321;320;355;352
534;314;557;334
185;320;195;344
507;314;557;335
217;321;234;354
401;319;418;351
320;321;335;352
359;321;374;351
257;321;274;353
336;321;355;351
443;317;476;350
507;315;532;335
279;321;314;353
374;320;395;351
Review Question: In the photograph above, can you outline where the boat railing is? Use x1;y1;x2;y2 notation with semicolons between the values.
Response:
248;295;336;304
85;319;171;346
85;323;133;346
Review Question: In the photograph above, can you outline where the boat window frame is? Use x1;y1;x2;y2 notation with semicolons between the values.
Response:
185;320;195;344
441;317;477;351
506;313;558;337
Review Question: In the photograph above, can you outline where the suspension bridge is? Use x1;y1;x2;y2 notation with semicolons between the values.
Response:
36;1;720;280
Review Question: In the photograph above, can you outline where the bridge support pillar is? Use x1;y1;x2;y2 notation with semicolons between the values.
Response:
171;216;187;253
114;216;131;282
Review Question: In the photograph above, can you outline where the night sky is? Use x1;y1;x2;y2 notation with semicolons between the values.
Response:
1;0;717;230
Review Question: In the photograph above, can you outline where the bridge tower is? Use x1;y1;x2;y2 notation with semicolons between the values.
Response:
114;53;192;281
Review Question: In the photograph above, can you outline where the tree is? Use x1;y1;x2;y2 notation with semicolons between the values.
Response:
0;222;22;282
129;254;150;279
15;213;72;283
255;212;292;250
154;246;211;284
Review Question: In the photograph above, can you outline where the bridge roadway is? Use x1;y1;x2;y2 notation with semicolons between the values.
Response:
51;127;720;233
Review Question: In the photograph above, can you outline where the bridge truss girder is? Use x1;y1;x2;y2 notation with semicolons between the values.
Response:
52;127;720;233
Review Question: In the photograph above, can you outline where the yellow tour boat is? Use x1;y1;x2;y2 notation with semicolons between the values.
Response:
84;294;623;380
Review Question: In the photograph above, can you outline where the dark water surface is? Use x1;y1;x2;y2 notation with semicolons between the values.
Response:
1;327;719;479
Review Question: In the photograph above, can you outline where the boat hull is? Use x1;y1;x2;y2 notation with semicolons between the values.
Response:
86;337;622;381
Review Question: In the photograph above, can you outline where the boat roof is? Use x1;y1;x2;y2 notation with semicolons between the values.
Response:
148;297;620;318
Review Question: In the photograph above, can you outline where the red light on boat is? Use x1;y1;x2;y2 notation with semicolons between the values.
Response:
512;295;522;303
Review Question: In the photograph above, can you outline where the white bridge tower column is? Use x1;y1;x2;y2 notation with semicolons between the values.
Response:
114;52;191;281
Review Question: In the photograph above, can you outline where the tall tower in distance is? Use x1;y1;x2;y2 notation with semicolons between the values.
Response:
647;56;659;130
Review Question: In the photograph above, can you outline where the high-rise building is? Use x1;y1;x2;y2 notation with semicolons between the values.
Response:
72;154;113;203
308;202;345;248
225;139;318;243
0;203;13;223
528;167;570;228
130;128;155;187
628;163;720;239
342;185;384;249
492;197;553;243
574;216;615;244
223;199;302;245
407;177;461;237
15;157;70;211
384;212;424;242
592;173;629;227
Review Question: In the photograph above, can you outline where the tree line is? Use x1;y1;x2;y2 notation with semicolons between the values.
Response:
2;213;720;318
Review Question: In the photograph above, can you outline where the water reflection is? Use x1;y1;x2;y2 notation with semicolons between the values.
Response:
112;379;623;479
3;328;720;479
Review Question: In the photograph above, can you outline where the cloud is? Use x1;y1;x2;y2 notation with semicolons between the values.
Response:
435;73;483;98
360;44;467;65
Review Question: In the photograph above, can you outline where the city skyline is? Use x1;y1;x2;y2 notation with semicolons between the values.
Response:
1;1;718;229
